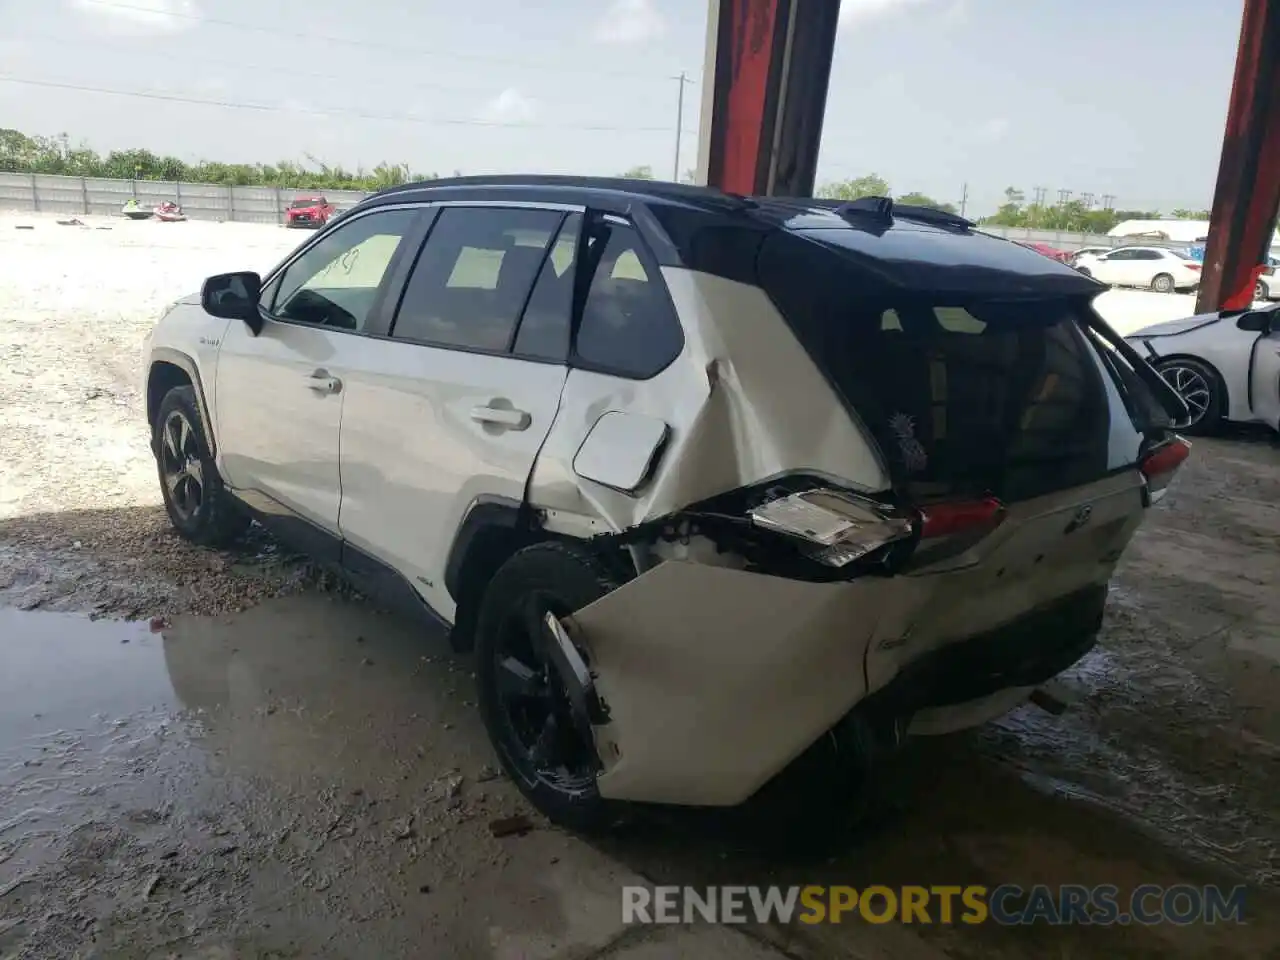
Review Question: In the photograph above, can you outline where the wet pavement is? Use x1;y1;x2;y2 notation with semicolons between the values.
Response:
2;434;1280;958
0;600;779;959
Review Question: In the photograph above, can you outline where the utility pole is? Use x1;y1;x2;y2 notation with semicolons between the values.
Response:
1081;192;1096;209
1031;186;1047;226
672;72;690;182
1101;194;1117;211
959;182;969;218
1058;188;1073;206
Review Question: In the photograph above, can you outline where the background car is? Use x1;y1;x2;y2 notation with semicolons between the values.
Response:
1070;245;1112;266
1015;240;1072;263
286;195;335;228
1074;246;1202;293
1255;258;1280;300
1126;305;1280;433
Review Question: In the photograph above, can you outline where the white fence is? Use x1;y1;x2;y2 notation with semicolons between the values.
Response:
0;173;1203;251
0;172;370;224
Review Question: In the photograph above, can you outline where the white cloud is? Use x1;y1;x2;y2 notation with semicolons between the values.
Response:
69;0;200;36
977;118;1010;141
478;89;537;125
593;0;665;45
839;0;932;27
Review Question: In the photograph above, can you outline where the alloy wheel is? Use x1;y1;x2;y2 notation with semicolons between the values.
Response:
1160;365;1212;426
492;592;597;793
159;410;205;520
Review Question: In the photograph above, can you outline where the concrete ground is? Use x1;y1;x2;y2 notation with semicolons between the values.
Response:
2;211;1280;958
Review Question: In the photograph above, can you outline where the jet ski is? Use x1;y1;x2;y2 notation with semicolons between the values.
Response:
121;198;151;220
153;201;187;222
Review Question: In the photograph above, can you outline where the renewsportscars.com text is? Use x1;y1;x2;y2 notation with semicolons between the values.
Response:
622;884;1247;926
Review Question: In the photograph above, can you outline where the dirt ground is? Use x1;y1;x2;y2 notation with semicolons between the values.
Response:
2;212;1280;958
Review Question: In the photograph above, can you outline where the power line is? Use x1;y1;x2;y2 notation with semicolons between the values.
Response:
75;0;693;83
15;30;673;117
0;75;700;135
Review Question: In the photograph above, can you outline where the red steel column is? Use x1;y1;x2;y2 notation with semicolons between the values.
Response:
698;0;842;197
1198;0;1280;313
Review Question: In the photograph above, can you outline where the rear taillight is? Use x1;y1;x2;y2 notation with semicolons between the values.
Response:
918;497;1005;539
1185;263;1202;271
1140;437;1191;504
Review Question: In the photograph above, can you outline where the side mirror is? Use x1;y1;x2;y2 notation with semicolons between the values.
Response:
201;271;263;335
1236;310;1273;333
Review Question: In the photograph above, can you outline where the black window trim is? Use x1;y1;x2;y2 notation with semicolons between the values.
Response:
257;202;433;339
383;200;585;364
566;208;687;382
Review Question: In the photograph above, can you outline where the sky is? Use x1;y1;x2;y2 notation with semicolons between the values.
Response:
0;0;1247;216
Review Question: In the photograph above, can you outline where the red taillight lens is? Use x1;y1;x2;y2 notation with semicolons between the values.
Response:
1186;263;1202;271
918;497;1005;539
1140;437;1191;504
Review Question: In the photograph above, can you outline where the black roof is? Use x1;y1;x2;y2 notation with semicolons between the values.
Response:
358;175;1100;297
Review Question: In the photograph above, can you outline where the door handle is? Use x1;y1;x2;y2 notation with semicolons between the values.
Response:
470;405;531;430
306;370;342;395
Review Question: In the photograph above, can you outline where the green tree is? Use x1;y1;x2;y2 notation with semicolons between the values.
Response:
1171;208;1211;220
620;165;655;180
896;191;958;214
816;173;891;201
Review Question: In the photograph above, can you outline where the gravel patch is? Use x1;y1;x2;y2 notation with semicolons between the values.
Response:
0;212;319;617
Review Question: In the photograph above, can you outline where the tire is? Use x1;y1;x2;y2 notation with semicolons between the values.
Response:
1151;273;1175;294
474;541;629;834
1155;357;1223;435
153;385;250;546
1256;280;1268;301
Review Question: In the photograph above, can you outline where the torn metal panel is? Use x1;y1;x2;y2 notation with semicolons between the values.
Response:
566;559;899;806
526;268;890;534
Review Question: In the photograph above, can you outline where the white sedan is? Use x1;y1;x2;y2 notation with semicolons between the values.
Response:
1125;306;1280;434
1076;246;1203;294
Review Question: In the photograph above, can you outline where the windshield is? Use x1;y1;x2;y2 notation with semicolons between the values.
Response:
291;198;324;209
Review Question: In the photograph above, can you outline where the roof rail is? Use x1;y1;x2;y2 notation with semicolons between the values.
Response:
833;196;895;220
367;174;756;212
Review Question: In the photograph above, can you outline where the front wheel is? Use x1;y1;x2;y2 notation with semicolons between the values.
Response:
474;542;631;834
153;385;250;546
1151;273;1175;294
1155;357;1222;435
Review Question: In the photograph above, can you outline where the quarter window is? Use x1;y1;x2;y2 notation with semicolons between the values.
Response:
575;221;683;378
269;209;419;332
392;206;566;353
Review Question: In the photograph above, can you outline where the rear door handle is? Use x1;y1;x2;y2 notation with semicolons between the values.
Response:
306;369;342;395
470;405;531;430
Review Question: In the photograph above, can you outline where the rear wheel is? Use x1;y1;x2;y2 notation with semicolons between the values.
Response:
153;386;250;546
474;541;629;834
1155;357;1222;435
1151;273;1175;294
1256;280;1268;301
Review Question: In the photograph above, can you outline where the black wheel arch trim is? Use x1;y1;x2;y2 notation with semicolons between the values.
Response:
148;347;218;456
443;494;526;602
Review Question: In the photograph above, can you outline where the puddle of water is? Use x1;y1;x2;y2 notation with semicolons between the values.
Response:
0;608;173;742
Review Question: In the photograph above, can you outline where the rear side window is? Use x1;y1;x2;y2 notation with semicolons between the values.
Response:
574;221;684;378
512;213;580;361
392;206;565;353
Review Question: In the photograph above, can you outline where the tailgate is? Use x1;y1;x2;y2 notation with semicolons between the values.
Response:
863;469;1146;694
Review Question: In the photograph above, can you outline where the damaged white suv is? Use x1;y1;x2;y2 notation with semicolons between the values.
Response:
143;177;1191;832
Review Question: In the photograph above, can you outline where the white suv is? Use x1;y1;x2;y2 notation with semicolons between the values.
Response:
143;178;1191;832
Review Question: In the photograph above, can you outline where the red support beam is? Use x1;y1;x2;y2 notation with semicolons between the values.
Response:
698;0;842;197
1198;0;1280;313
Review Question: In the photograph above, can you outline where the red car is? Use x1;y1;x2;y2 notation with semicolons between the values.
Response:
286;195;335;228
1016;240;1073;264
